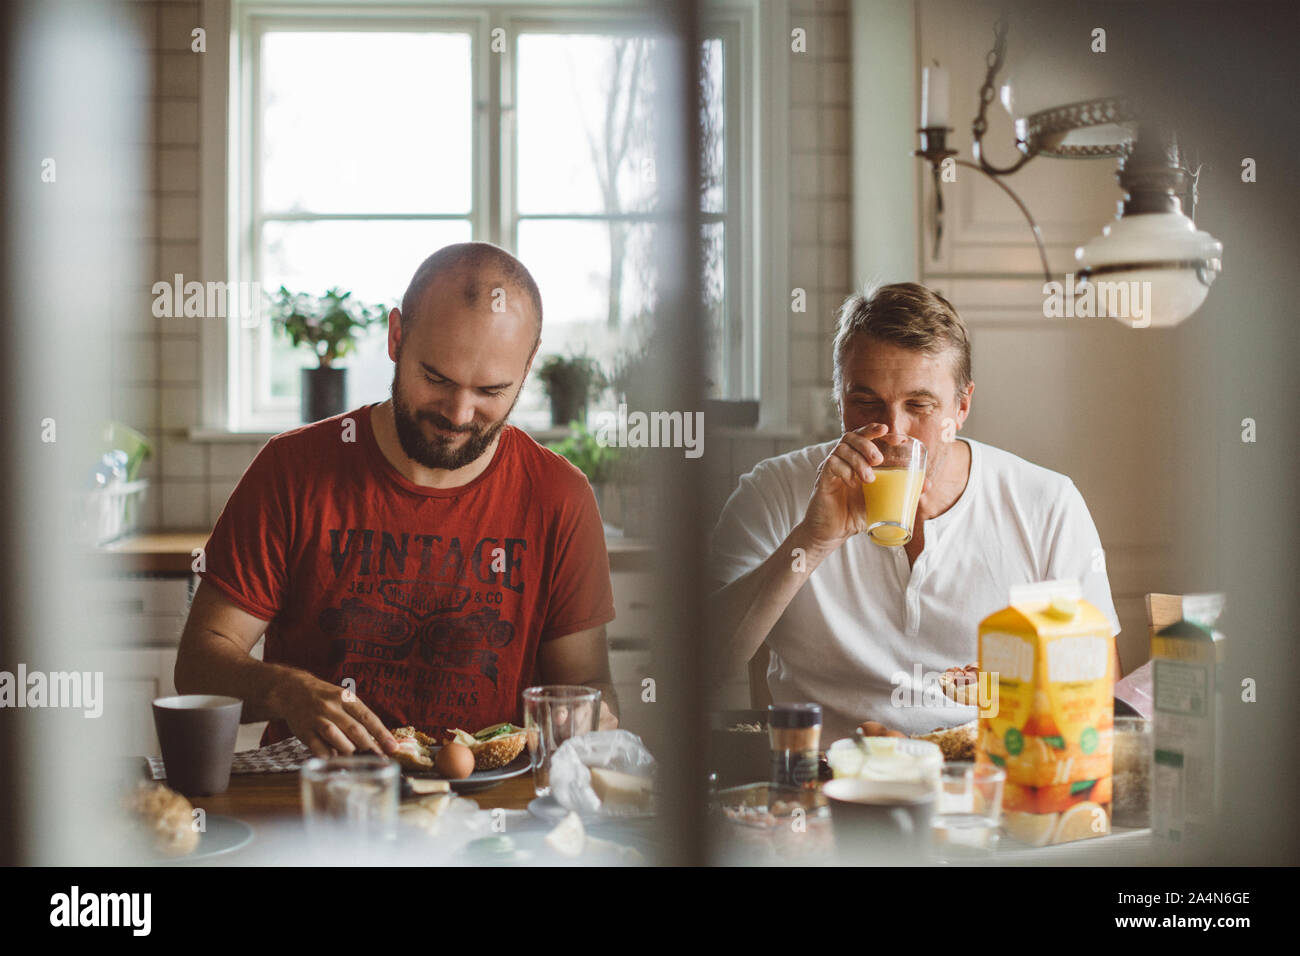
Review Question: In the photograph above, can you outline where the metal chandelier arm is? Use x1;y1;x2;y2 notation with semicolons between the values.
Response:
968;10;1038;180
970;138;1036;178
924;152;1052;283
952;158;1052;282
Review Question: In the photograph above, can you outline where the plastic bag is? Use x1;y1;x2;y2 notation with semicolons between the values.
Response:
549;730;657;817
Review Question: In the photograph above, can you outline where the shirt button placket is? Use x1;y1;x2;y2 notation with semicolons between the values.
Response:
894;548;917;636
905;545;931;639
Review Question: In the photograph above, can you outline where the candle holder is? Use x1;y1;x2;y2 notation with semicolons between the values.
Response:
913;126;1049;279
913;126;957;163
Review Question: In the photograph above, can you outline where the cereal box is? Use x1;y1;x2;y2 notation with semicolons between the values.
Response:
1147;592;1225;848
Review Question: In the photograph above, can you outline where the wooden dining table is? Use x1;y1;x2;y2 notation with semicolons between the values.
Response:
190;767;539;820
142;763;1156;866
131;761;563;866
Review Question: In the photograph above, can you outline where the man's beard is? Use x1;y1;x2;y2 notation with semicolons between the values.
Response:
390;365;515;471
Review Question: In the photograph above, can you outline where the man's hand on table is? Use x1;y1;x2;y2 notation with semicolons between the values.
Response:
273;670;399;758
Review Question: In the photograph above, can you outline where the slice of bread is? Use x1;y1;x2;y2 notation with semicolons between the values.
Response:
470;732;527;771
125;782;200;857
915;719;978;761
391;726;435;771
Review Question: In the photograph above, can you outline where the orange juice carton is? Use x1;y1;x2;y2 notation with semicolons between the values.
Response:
1147;593;1225;847
977;579;1116;846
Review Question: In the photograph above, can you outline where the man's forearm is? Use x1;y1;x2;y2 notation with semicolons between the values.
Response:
174;635;302;724
709;523;835;677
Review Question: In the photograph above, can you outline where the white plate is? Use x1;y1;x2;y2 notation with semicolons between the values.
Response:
404;751;531;793
527;793;656;825
528;794;603;826
152;814;254;864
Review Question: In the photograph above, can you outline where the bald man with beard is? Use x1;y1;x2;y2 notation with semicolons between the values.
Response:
176;242;619;757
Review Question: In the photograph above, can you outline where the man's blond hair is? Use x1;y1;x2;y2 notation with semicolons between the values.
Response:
832;282;972;398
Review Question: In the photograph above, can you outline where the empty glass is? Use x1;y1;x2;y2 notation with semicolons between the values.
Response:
1112;716;1152;827
522;685;601;797
300;755;399;844
933;761;1005;858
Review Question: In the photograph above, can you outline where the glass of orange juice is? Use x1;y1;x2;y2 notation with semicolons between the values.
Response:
862;434;926;546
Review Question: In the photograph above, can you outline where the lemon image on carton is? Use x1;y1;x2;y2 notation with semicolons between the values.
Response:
976;579;1116;846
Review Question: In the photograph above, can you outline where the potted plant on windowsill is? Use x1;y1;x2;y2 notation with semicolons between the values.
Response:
268;286;389;423
546;421;624;525
535;352;608;428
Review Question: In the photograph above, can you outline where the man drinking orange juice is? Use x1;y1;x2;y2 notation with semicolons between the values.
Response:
709;283;1121;740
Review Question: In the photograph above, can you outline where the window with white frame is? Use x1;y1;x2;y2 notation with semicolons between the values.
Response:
226;3;755;432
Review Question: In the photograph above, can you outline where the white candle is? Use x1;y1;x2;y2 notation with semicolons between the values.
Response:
921;64;950;129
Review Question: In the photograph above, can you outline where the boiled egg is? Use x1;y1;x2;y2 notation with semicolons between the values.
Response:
434;741;475;779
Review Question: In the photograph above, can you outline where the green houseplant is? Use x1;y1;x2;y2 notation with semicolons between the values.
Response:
535;352;608;427
268;286;389;422
547;422;624;522
547;421;623;484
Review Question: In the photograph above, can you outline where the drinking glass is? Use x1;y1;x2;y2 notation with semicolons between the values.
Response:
862;434;927;546
300;755;399;843
522;685;601;797
933;761;1005;859
1112;716;1152;827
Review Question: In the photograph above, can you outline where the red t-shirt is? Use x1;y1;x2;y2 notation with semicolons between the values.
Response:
200;403;615;744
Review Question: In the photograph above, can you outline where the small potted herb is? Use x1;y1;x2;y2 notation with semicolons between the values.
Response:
268;286;389;422
535;352;608;427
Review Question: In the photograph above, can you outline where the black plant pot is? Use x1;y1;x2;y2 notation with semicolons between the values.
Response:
549;389;587;428
302;366;347;423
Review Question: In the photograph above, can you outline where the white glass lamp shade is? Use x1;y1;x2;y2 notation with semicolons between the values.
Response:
1075;211;1223;327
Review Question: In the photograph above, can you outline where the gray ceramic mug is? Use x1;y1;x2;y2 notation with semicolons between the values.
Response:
824;777;936;865
152;695;243;796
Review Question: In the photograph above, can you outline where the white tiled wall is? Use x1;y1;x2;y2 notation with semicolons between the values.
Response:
115;0;252;533
785;0;851;442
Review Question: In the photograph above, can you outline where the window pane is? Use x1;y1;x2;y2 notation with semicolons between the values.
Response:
517;33;660;215
257;219;473;407
517;218;657;356
260;32;472;214
260;219;469;303
701;220;726;396
700;37;724;214
514;218;662;426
